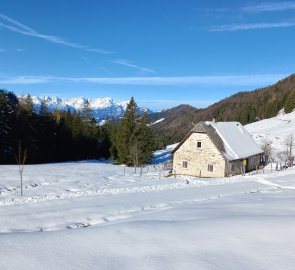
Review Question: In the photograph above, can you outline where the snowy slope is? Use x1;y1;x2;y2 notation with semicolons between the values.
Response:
1;111;295;269
147;118;165;126
1;161;295;269
27;96;152;122
246;110;295;154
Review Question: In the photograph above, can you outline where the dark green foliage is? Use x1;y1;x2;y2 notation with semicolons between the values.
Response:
284;89;295;113
0;90;17;163
0;91;108;164
114;98;155;166
103;117;118;160
116;97;137;164
0;92;155;165
81;99;93;124
129;113;154;166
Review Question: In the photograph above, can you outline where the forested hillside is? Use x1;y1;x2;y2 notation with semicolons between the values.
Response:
151;74;295;145
0;91;154;165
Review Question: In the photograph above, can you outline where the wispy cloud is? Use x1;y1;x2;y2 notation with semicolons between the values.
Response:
98;66;115;76
0;18;83;48
193;7;229;13
208;21;295;31
112;59;155;73
0;48;25;53
85;48;113;55
0;13;111;54
242;1;295;12
0;76;50;84
0;74;288;86
81;56;91;63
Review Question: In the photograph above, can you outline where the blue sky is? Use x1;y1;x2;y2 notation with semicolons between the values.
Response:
0;0;294;110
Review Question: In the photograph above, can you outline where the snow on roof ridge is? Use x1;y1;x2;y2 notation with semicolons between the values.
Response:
205;121;262;160
205;121;239;159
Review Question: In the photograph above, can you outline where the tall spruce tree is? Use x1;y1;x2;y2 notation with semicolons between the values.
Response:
129;112;154;166
23;94;34;115
116;97;137;164
81;99;93;124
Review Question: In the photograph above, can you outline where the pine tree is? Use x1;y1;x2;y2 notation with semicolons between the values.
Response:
284;89;295;113
23;94;34;115
116;97;137;164
39;98;49;117
81;99;93;124
129;112;154;166
103;116;118;160
0;90;18;163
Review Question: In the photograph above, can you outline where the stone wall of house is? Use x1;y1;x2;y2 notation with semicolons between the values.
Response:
173;133;226;178
247;154;261;171
225;159;243;176
225;154;262;176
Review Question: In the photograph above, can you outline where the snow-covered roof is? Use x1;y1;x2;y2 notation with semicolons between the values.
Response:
205;121;263;160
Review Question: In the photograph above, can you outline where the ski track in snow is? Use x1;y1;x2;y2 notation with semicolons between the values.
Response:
0;176;252;206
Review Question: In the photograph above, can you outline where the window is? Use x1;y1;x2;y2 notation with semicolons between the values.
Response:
182;161;188;168
197;141;202;148
231;164;235;172
208;164;214;172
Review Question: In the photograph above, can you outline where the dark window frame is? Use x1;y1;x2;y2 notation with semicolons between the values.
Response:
208;164;214;172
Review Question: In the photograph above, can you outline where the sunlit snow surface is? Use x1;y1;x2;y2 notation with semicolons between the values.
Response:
1;160;295;270
1;112;295;269
246;110;295;153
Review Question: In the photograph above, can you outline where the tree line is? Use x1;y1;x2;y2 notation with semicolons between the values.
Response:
0;89;155;166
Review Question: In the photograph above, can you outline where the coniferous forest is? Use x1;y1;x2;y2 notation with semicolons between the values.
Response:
0;89;155;165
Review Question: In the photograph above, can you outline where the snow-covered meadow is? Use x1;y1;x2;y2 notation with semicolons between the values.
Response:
1;112;295;270
246;110;295;154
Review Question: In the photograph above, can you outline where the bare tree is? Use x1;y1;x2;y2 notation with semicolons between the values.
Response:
129;141;139;173
15;141;28;196
260;138;273;163
284;134;295;167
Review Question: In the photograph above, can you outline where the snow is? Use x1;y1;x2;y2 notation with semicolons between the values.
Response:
152;143;177;164
22;95;152;122
1;112;295;269
90;97;114;109
246;110;295;154
206;121;263;160
1;160;295;269
147;118;165;126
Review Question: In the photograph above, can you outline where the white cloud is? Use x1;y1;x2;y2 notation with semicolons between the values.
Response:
112;59;155;73
208;21;295;31
0;74;288;86
0;48;7;53
0;76;51;84
0;13;110;53
0;21;84;48
85;48;114;55
242;2;295;12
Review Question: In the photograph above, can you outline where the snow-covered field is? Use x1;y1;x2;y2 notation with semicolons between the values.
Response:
1;161;295;269
1;112;295;270
246;110;295;153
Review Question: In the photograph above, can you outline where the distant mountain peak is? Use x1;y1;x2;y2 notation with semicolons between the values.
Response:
25;95;152;123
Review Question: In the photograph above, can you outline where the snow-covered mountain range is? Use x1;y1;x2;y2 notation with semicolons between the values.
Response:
29;96;152;122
